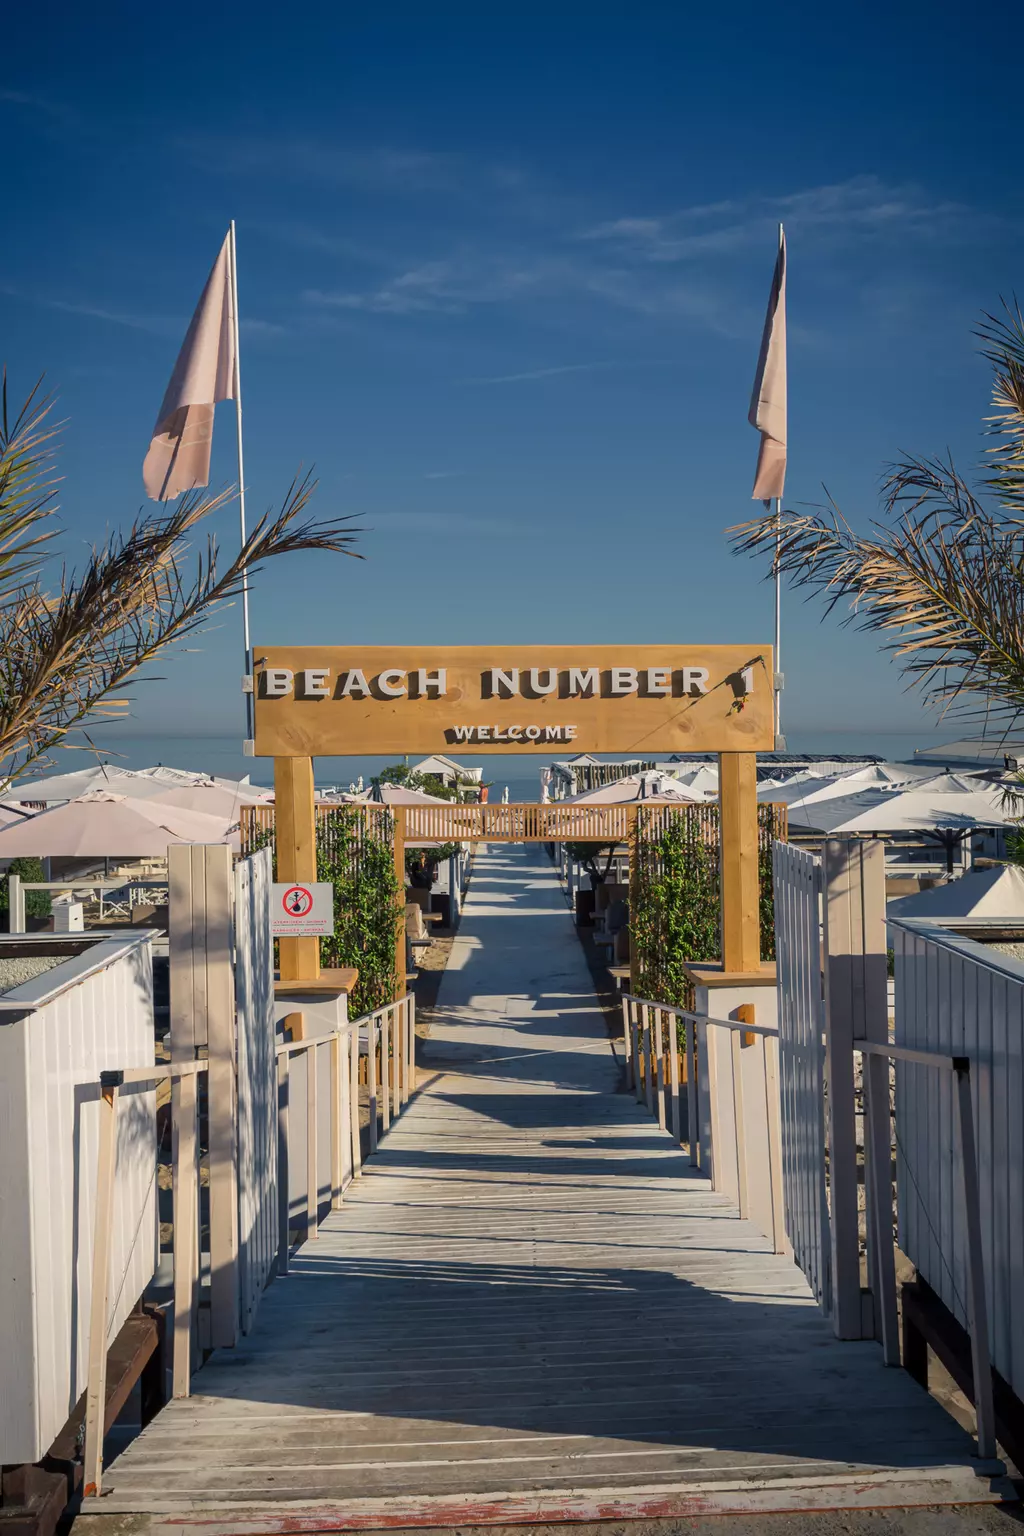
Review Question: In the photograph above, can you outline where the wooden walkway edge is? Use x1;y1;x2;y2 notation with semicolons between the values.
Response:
77;847;1011;1531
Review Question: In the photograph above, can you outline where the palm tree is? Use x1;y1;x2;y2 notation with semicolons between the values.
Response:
0;375;360;783
730;304;1024;739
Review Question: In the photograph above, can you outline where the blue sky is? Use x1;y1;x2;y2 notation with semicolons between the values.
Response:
3;1;1022;758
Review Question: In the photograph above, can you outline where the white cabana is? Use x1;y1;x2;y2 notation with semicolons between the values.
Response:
0;791;239;857
410;755;482;786
888;865;1024;922
564;771;703;806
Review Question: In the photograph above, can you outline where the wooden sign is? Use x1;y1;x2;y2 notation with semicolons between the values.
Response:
253;645;773;756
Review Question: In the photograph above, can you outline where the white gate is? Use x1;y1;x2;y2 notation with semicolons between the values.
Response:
773;841;832;1313
234;848;277;1333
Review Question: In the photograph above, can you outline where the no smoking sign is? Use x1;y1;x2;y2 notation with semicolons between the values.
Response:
271;881;334;937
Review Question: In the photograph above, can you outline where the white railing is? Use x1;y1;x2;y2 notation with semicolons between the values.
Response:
621;993;786;1254
855;1034;996;1461
82;1059;208;1496
82;991;416;1498
772;840;831;1313
890;915;1023;1433
7;875;168;930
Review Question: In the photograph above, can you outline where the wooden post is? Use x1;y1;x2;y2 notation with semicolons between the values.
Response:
169;843;238;1350
393;805;407;999
330;1033;343;1210
627;805;639;993
172;1069;198;1398
718;752;761;973
274;755;319;981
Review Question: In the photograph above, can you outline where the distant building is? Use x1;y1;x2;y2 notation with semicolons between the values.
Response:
411;755;483;787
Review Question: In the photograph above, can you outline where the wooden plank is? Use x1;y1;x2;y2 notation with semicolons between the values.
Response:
718;752;760;974
203;844;239;1350
86;844;994;1526
253;645;775;758
274;756;319;981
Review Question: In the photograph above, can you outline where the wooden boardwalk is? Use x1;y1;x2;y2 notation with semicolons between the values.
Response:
84;846;1005;1531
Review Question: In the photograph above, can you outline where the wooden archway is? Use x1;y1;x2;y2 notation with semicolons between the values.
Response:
265;753;763;1000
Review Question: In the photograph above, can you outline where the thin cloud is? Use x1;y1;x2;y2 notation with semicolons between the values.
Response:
579;176;978;263
470;361;615;385
422;470;465;480
367;510;505;535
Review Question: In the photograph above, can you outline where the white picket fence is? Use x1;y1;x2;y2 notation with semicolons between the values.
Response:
234;847;277;1333
772;841;831;1313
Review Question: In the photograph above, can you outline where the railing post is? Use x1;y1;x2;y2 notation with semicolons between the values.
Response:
330;1034;343;1210
621;996;633;1090
8;872;24;933
306;1042;319;1241
82;1071;121;1497
277;1054;290;1273
172;1069;199;1397
668;1016;681;1143
654;1008;667;1131
349;1030;362;1177
392;1005;401;1120
381;1010;391;1134
368;1018;378;1154
687;1018;699;1167
953;1059;997;1461
406;994;415;1101
641;1004;654;1113
631;1002;642;1104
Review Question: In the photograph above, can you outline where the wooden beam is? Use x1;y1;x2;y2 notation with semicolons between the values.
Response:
274;755;319;981
393;805;407;999
627;805;639;993
718;752;760;974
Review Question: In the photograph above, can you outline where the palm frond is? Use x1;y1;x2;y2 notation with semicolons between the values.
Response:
0;375;363;783
0;370;62;593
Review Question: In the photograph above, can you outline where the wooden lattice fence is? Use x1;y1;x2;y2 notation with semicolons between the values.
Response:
631;802;787;1011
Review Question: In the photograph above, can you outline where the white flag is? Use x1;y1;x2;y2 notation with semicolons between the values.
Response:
143;233;235;501
748;229;787;502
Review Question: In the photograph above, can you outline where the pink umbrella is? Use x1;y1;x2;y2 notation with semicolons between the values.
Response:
0;790;238;857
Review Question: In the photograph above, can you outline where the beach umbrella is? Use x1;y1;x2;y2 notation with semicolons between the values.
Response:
141;780;268;818
787;785;1013;835
887;864;1024;921
0;790;239;857
8;765;152;803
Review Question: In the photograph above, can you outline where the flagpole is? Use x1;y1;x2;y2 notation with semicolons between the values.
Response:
228;220;253;740
773;220;786;753
774;494;784;750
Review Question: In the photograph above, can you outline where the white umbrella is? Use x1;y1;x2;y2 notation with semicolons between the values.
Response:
788;786;1013;835
352;783;451;806
0;790;239;857
10;765;148;802
888;864;1024;921
142;780;268;818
